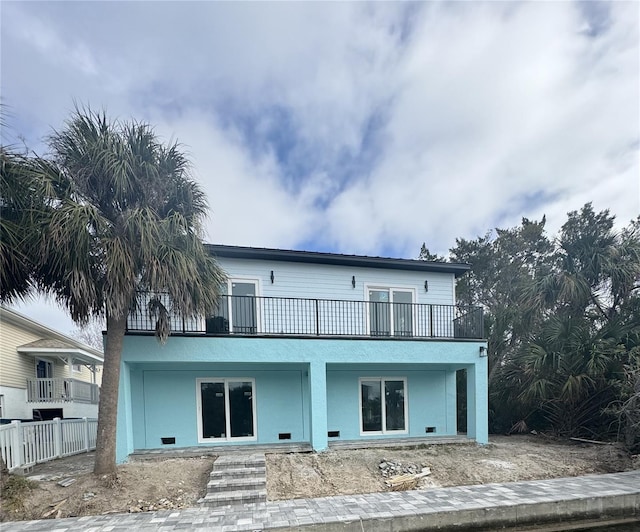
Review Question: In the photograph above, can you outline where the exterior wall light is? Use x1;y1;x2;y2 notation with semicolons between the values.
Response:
270;270;275;283
479;346;487;357
424;280;429;292
352;276;356;288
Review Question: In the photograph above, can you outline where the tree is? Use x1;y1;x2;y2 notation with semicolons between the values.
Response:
511;205;640;439
418;243;446;262
448;217;555;432
0;147;41;301
441;205;640;440
70;318;105;351
31;108;225;474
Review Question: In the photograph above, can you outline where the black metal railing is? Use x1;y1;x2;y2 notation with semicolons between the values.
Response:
127;294;484;340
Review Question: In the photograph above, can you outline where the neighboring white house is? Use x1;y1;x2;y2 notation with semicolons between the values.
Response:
0;306;103;421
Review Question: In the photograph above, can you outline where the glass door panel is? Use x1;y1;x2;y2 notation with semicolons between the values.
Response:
231;282;257;333
361;380;382;432
384;380;406;431
201;382;226;438
229;381;254;438
392;290;413;337
369;290;390;336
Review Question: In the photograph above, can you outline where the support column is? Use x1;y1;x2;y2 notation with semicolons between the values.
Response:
308;360;328;451
466;357;488;444
116;361;133;463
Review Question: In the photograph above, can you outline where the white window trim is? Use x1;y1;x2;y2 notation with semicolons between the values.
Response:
227;278;262;334
72;364;83;373
363;285;417;336
196;377;257;443
358;377;409;436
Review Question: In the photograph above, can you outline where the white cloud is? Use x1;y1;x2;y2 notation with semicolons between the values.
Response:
1;1;638;331
320;1;639;254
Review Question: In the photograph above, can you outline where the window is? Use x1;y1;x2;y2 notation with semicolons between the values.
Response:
72;364;83;373
196;378;256;442
367;288;414;336
359;377;408;434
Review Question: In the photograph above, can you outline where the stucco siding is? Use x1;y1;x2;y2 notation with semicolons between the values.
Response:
136;366;307;449
0;385;29;419
118;335;487;460
326;366;455;440
121;335;484;366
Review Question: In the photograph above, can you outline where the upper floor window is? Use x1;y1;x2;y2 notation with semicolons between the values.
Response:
72;364;83;373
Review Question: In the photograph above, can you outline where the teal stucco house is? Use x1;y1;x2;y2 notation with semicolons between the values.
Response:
116;245;488;462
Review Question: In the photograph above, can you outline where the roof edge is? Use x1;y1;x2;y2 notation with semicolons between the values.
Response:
206;244;470;277
0;306;104;359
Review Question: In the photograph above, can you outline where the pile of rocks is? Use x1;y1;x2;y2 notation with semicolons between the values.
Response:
128;494;186;513
378;460;424;478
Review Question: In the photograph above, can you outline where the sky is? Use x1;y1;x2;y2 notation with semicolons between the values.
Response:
1;1;639;337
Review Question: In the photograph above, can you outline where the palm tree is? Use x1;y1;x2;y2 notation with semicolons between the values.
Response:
0;147;41;301
505;206;640;438
36;107;225;474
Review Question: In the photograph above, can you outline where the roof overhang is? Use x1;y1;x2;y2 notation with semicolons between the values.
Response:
17;346;103;366
207;244;471;277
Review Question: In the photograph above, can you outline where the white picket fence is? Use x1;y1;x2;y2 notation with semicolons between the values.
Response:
0;418;98;471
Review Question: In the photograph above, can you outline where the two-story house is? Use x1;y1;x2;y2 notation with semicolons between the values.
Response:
0;307;103;421
117;245;488;462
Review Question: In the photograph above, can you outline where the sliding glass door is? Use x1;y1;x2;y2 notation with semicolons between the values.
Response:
368;288;414;337
198;378;256;441
360;377;407;434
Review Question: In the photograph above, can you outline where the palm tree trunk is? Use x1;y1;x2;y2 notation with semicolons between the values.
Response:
93;313;126;475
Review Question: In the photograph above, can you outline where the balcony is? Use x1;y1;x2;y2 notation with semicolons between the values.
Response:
127;295;484;340
26;378;100;404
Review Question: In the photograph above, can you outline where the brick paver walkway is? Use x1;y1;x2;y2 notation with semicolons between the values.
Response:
3;470;639;531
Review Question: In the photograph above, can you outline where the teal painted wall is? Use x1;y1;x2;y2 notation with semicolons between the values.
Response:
326;366;454;440
138;366;306;449
120;335;484;365
116;336;488;461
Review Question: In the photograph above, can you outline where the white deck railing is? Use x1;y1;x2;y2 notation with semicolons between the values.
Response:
0;417;98;472
26;378;100;404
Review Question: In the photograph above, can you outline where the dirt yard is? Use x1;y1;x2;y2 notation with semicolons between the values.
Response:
1;435;638;522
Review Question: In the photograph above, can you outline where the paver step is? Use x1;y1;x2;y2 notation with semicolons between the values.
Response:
209;466;266;479
199;452;268;508
207;476;266;492
199;488;267;507
213;455;266;468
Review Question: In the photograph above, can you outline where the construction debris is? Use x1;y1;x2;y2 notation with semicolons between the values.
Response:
382;461;432;491
42;498;67;518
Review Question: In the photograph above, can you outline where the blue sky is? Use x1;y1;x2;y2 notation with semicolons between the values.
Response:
1;1;638;335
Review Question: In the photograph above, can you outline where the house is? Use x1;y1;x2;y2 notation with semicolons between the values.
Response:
0;307;103;421
117;245;488;462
